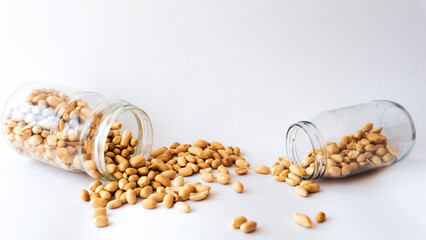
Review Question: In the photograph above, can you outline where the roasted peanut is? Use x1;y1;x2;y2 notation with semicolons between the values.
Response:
316;212;326;223
216;173;231;184
240;221;257;233
93;215;109;227
80;189;90;201
254;165;270;174
142;198;157;209
293;213;312;228
232;216;247;229
232;181;244;193
174;201;191;213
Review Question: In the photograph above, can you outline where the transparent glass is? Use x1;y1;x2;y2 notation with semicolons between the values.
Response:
286;100;416;179
2;82;153;180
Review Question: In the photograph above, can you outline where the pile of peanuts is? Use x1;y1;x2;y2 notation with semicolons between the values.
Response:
254;157;320;198
81;123;250;227
300;123;398;178
3;88;107;179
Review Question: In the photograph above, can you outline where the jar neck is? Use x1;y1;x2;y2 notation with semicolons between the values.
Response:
286;121;327;180
80;99;153;180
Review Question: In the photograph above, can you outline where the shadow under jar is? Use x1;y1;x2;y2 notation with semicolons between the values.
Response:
2;82;153;180
286;100;416;180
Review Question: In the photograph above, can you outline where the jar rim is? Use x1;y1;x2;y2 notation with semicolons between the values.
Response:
285;121;327;180
82;99;153;180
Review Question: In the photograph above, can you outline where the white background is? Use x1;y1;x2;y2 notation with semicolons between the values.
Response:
1;1;426;239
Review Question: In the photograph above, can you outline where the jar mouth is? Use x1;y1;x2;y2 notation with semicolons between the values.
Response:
82;99;153;180
286;121;327;180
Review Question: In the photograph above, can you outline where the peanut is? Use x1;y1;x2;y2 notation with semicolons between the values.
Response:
316;212;326;223
154;174;171;187
216;173;231;184
295;185;308;197
217;165;229;174
240;221;257;233
80;189;90;201
201;172;215;182
93;215;109;227
235;167;249;175
163;193;175;208
90;198;107;208
232;216;247;228
174;201;191;213
293;213;312;228
254;165;270;174
126;189;137;205
142;198;157;209
189;190;209;201
106;199;122;209
231;181;244;193
289;165;306;176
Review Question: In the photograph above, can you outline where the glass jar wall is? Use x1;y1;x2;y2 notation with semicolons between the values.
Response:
286;100;416;180
2;82;153;180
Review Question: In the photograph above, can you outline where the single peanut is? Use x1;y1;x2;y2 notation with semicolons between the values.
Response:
293;213;312;228
254;165;270;174
189;190;209;201
106;199;122;209
295;185;308;197
216;173;231;184
289;165;306;176
240;221;257;233
93;215;109;227
201;172;215;182
126;189;137;205
163;193;175;208
235;167;249;175
142;198;157;209
90;198;107;208
80;189;90;201
232;181;244;193
316;212;326;223
232;216;247;228
174;201;191;213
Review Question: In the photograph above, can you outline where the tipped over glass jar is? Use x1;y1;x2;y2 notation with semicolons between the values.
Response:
2;82;153;180
286;100;416;179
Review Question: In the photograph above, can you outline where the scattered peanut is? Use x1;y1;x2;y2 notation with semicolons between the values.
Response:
254;165;270;174
235;167;248;175
106;199;122;209
232;216;247;229
80;189;90;201
163;193;175;208
216;173;231;184
240;221;257;233
232;181;244;193
142;198;157;209
293;213;312;228
90;198;107;208
174;201;191;213
316;212;326;223
93;215;109;228
295;185;308;197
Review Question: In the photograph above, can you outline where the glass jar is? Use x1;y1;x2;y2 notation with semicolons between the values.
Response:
2;82;153;180
286;100;416;180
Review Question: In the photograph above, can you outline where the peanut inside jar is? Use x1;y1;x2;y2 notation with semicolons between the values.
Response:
301;123;399;178
4;88;93;171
